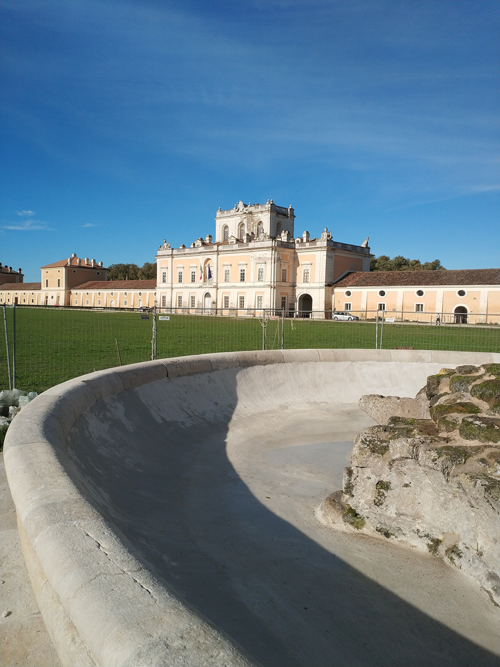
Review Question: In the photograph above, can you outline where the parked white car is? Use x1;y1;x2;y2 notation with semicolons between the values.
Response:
332;311;359;321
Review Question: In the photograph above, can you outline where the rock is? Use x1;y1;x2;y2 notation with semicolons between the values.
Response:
359;393;430;425
321;363;500;605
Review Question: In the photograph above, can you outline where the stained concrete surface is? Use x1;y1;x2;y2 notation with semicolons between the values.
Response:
63;361;500;666
0;455;61;667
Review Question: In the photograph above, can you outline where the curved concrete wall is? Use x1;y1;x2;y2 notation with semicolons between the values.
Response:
5;349;500;666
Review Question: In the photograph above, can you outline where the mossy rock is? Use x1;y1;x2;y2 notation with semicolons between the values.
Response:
0;423;8;451
482;363;500;377
429;392;450;407
342;505;366;530
430;402;481;422
471;378;500;405
449;374;483;393
388;418;439;439
374;480;391;507
437;415;461;432
455;365;481;375
465;473;500;502
426;536;442;556
426;374;445;399
376;526;396;539
445;544;463;565
361;431;390;456
459;416;500;443
487;398;500;416
436;445;473;465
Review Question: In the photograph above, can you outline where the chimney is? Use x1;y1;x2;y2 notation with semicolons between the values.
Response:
67;258;71;265
18;268;22;273
91;259;96;267
302;231;310;242
84;257;89;265
98;261;103;267
71;252;77;258
205;234;213;244
77;258;81;266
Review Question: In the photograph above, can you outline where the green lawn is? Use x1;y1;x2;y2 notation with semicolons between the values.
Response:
1;307;498;393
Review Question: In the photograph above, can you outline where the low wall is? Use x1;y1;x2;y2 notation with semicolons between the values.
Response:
5;349;500;666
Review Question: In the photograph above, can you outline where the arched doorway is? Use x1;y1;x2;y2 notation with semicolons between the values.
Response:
298;293;313;318
454;306;468;324
204;292;212;314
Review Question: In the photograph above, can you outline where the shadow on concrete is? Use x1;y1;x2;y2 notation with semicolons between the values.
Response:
66;372;499;667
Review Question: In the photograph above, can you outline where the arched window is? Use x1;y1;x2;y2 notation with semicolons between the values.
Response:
222;225;229;242
257;221;264;237
238;222;245;239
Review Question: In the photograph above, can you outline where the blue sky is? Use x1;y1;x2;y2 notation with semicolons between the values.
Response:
1;0;499;282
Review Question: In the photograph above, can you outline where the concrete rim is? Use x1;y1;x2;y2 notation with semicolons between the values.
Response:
4;349;500;666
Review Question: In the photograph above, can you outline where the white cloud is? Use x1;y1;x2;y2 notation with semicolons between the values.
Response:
3;219;51;231
16;210;35;217
82;222;97;227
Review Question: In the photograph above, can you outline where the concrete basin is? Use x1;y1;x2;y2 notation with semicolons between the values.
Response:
5;349;500;666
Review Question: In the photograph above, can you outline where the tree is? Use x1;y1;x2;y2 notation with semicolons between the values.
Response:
370;255;445;272
107;263;140;280
138;262;156;279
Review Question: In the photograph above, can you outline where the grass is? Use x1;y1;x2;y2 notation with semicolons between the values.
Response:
1;306;499;393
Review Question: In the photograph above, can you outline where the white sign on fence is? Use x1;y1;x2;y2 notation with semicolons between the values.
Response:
385;318;395;323
159;316;170;321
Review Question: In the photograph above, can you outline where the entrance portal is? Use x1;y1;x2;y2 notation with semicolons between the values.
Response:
454;306;468;324
298;294;313;318
204;293;212;314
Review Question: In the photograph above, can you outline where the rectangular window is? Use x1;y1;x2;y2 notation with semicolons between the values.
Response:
86;299;89;305
303;268;310;283
98;299;101;305
161;296;166;307
344;302;352;311
45;279;48;287
57;279;60;287
178;271;183;283
239;296;245;309
162;271;167;283
415;303;424;312
190;295;196;308
239;268;246;282
257;296;263;309
75;300;78;306
281;268;287;282
124;300;128;306
257;267;264;282
223;295;230;308
191;270;196;283
177;295;183;307
281;296;287;310
224;269;230;282
378;303;386;311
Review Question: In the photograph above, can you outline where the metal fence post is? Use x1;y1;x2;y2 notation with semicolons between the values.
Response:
3;305;12;390
375;310;379;349
281;308;285;349
152;305;157;361
12;303;16;388
379;308;384;350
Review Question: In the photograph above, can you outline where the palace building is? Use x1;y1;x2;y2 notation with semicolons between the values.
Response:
155;200;371;316
1;200;499;323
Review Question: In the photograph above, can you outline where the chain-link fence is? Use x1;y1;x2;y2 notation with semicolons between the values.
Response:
2;304;499;393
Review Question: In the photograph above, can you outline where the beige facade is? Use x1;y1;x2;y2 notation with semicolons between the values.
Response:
0;264;24;285
333;270;500;324
156;200;371;316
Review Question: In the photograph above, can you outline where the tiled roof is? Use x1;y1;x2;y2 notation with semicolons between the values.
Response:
0;282;41;291
41;257;107;269
74;280;156;290
1;266;22;274
334;269;500;288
